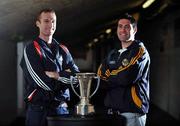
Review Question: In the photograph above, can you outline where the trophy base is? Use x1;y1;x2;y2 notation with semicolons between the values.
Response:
75;104;95;116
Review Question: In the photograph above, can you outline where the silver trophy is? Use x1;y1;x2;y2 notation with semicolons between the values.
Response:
70;72;100;116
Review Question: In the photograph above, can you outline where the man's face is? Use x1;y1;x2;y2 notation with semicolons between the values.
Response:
117;19;137;42
36;12;56;37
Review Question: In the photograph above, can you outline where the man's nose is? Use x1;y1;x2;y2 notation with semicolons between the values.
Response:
120;27;126;32
48;22;53;27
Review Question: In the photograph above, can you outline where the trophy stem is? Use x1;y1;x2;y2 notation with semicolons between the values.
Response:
74;97;95;116
80;97;90;105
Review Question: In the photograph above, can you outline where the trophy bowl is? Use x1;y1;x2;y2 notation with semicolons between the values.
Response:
70;72;100;116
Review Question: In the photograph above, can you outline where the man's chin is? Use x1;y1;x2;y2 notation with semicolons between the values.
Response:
45;32;54;36
120;38;128;42
46;30;55;34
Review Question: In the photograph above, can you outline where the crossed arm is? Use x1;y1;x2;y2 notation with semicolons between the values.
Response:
45;71;78;84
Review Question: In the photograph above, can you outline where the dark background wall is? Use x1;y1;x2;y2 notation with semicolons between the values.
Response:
139;9;180;120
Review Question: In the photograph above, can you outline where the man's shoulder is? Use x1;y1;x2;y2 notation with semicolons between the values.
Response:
130;40;147;52
134;40;146;48
23;40;40;54
59;43;70;54
53;38;69;53
134;40;150;59
106;49;119;61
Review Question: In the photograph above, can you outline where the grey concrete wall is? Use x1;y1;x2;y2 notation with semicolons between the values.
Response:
0;40;17;125
140;10;180;120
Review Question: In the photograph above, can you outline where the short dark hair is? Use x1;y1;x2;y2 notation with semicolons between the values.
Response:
118;13;137;28
36;8;56;21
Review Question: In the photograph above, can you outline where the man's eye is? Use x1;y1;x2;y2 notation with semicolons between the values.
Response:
118;25;123;29
124;25;130;29
43;20;49;23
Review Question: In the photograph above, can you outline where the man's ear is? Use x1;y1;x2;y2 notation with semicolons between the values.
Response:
36;20;40;27
133;26;137;34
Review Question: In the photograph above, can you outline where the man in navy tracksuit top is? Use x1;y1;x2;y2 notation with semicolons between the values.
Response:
97;13;150;126
20;8;79;126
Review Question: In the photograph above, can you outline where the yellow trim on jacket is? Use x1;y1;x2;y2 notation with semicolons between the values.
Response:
131;86;142;108
110;47;144;75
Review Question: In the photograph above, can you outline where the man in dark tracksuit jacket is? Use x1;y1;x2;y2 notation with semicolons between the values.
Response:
97;14;150;126
20;8;79;126
20;37;79;126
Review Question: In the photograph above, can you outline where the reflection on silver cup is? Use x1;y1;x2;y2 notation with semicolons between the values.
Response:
70;72;100;116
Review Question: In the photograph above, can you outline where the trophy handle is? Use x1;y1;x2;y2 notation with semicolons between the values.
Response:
89;75;100;98
70;76;81;98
